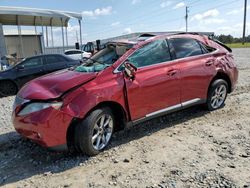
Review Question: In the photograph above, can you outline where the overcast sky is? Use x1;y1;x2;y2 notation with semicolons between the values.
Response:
1;0;249;46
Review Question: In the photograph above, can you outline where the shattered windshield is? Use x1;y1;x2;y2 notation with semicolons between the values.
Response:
75;43;132;72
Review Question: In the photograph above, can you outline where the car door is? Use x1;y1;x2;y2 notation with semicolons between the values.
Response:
15;56;45;86
44;55;68;73
168;37;216;104
124;39;181;120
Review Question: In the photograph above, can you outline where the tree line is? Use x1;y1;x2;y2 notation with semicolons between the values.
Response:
214;34;250;44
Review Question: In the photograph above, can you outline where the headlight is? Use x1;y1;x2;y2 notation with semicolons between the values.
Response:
18;102;63;116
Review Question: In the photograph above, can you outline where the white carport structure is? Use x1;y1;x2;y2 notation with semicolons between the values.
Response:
0;6;83;58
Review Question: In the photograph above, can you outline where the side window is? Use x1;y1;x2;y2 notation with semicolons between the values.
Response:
22;57;43;68
45;55;64;64
169;38;203;59
199;42;216;53
127;39;171;68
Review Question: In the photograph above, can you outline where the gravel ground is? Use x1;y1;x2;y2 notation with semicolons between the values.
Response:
0;48;250;188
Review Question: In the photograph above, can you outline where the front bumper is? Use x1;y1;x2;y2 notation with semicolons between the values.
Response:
12;107;73;148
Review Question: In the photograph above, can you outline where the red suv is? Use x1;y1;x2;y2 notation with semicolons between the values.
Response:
12;33;238;156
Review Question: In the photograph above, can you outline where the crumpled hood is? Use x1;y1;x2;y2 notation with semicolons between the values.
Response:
19;69;96;100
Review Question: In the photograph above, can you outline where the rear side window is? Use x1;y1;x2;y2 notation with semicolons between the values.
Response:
169;38;203;59
127;39;171;68
198;42;216;53
45;55;65;64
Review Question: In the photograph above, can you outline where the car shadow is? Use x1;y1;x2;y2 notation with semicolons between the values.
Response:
0;105;209;186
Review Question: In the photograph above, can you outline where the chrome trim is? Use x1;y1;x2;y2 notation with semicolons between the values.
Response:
182;98;201;107
146;104;181;117
132;98;202;123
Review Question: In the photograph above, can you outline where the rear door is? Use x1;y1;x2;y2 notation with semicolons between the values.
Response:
15;56;45;86
168;37;216;103
44;55;68;73
124;39;181;120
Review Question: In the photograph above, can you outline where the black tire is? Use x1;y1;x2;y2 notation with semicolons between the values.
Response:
0;80;18;96
74;107;115;156
206;79;228;111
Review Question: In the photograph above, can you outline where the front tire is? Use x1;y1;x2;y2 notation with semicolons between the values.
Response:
0;80;18;96
74;107;114;156
206;79;228;111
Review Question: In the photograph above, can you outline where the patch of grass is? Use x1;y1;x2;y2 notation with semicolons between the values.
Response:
225;42;250;48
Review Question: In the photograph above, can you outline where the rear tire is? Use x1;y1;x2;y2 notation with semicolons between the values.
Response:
206;79;228;111
0;80;18;96
74;107;114;156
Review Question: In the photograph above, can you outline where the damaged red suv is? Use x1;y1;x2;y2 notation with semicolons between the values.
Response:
12;33;238;156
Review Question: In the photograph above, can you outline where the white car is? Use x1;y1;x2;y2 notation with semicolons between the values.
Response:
64;49;92;60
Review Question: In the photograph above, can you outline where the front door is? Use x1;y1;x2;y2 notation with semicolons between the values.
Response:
15;56;45;87
124;39;181;120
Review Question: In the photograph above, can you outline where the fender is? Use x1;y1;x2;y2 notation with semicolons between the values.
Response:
62;70;129;121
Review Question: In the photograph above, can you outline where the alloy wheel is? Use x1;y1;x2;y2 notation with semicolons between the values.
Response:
210;84;227;109
92;114;113;151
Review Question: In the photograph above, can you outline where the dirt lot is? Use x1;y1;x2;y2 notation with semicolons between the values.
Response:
0;48;250;188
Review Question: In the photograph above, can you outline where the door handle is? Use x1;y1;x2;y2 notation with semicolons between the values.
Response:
205;60;214;66
167;69;177;76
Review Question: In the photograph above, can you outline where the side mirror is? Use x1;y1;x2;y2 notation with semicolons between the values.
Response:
124;61;137;80
17;64;25;70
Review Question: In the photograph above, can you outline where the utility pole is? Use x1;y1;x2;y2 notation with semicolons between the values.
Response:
242;0;247;44
185;6;189;32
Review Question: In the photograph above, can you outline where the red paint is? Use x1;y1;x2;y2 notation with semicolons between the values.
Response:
12;107;73;147
12;34;238;148
19;69;96;100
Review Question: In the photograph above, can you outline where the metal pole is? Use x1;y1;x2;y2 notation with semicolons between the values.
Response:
65;26;69;47
61;18;65;52
45;26;49;47
185;6;189;32
40;16;45;54
17;15;24;58
76;30;79;43
34;16;39;55
79;19;83;59
50;18;54;47
242;0;247;45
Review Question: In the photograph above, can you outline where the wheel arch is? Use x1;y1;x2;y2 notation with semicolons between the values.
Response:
66;100;128;149
208;71;232;95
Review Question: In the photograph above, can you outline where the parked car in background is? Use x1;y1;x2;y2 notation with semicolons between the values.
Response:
0;54;80;96
12;33;238;156
64;49;92;60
